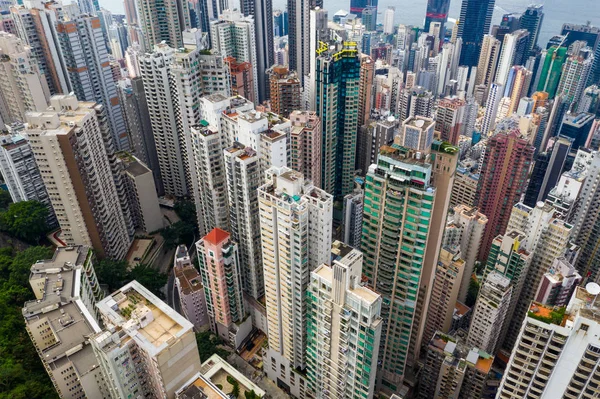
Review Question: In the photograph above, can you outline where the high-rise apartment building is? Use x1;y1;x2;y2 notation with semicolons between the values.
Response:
315;41;360;199
174;245;210;331
57;16;129;151
356;117;398;175
436;97;465;145
449;167;479;208
482;230;534;352
505;66;533;115
239;0;273;102
358;55;374;127
419;332;494;399
92;281;201;399
475;127;534;261
496;29;531;87
361;143;437;390
572;151;600;281
23;246;107;398
223;144;264;299
189;124;230;237
116;153;163;233
27;96;132;259
0;131;56;226
475;35;501;88
382;6;395;35
197;228;249;346
0;32;49;124
480;83;504;136
556;47;595;106
306;241;383;399
116;77;162;194
210;10;259;104
536;257;582;307
457;0;495;67
466;271;512;354
288;0;322;85
342;189;363;249
289;110;321;187
424;247;465;342
140;44;187;197
259;166;332;398
10;4;70;95
424;0;450;39
269;65;301;117
444;205;488;303
136;0;189;48
523;137;571;206
498;286;600;398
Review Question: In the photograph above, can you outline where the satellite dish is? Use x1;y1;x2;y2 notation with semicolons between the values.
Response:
586;282;600;295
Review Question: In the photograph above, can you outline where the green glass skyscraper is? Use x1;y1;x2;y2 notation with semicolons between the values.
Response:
536;46;568;98
315;41;360;199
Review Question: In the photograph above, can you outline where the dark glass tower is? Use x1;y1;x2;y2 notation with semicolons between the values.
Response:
519;4;544;53
424;0;450;39
458;0;495;67
349;0;377;18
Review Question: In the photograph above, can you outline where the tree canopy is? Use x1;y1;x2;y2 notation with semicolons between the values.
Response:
0;245;58;399
94;259;167;298
0;189;12;210
0;201;50;243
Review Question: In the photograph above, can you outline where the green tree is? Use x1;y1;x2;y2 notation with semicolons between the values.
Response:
174;200;198;228
0;245;58;399
245;390;263;399
0;189;12;210
127;264;167;298
94;258;129;292
227;376;240;398
0;201;49;243
466;276;480;307
195;331;230;360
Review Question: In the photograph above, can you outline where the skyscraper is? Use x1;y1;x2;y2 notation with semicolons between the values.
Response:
519;4;544;53
197;228;247;344
0;32;49;124
383;7;395;35
556;47;595;106
136;0;190;48
572;152;600;281
495;29;531;87
289;110;322;187
424;0;451;40
259;166;332;398
498;286;600;398
350;0;377;18
523;137;571;206
306;241;383;399
475;127;534;262
436;97;466;145
457;0;495;67
210;10;259;104
223;145;264;299
535;46;568;98
361;141;457;390
239;0;273;101
475;35;501;88
268;65;301;117
57;16;129;151
92;281;202;399
288;0;322;85
480;83;504;136
315;41;360;199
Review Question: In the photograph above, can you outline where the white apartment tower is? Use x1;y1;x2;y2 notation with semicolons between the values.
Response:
223;143;264;299
189;123;230;237
140;44;187;196
26;96;132;259
259;166;333;398
481;83;504;137
0;32;49;124
23;246;108;399
306;241;383;399
210;10;259;104
467;271;512;354
443;204;488;302
56;16;129;151
92;281;202;399
498;286;600;398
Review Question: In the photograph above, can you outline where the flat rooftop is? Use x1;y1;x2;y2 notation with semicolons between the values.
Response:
177;373;228;399
200;354;265;398
175;265;204;295
97;281;193;353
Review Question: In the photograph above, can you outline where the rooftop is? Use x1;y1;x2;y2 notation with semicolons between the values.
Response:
96;281;193;354
200;355;265;398
176;373;228;399
203;228;230;246
175;265;204;295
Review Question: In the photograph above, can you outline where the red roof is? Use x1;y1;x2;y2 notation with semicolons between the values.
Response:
203;228;230;246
